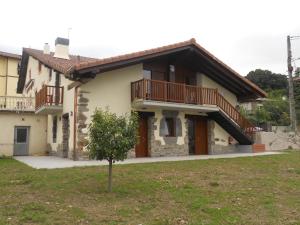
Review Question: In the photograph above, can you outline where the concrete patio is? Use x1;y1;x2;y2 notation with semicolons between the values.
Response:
14;151;283;169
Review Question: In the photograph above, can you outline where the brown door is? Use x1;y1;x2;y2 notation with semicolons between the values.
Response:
195;118;208;155
135;115;148;157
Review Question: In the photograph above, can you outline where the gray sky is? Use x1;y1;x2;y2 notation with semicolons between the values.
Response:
1;0;300;76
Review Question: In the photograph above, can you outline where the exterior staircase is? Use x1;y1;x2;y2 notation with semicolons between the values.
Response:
208;111;253;145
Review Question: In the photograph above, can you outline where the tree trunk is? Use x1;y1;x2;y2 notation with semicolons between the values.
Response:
108;158;113;192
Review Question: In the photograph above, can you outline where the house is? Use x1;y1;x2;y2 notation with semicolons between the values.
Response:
240;98;266;113
0;51;47;156
16;37;267;159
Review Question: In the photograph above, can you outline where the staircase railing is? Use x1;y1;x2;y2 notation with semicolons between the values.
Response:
131;79;256;138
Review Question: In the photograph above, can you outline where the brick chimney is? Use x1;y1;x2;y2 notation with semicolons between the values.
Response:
54;37;69;59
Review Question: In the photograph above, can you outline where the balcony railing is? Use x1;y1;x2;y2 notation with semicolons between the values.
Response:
131;79;256;135
0;96;35;111
35;85;64;111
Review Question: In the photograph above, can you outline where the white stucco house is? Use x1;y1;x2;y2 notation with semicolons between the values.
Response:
3;37;267;159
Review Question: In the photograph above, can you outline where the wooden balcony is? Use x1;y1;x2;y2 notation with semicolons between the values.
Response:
35;85;63;114
0;96;35;112
131;79;255;136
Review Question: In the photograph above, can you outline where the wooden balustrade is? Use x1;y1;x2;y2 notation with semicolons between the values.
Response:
0;96;35;111
131;79;256;137
35;85;64;110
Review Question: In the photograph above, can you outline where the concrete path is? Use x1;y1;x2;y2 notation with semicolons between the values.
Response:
14;152;283;169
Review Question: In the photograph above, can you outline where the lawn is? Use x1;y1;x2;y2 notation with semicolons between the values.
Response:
1;151;300;225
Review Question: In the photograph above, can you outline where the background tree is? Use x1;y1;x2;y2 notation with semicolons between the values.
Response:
246;69;288;92
88;109;138;192
263;94;290;126
245;69;291;126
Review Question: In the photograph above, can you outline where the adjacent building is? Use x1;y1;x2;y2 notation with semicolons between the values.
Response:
0;51;47;156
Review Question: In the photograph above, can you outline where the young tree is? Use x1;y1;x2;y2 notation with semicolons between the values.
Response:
88;108;138;192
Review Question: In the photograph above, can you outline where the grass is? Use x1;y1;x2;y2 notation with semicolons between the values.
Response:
0;151;300;225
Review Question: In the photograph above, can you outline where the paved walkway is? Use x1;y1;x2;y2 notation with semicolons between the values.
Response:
14;152;283;169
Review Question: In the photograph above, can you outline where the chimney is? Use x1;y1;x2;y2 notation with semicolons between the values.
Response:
43;43;50;54
54;37;69;59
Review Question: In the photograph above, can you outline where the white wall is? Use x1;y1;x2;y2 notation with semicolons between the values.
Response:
0;112;47;156
24;56;75;154
80;64;143;122
199;73;238;106
24;56;56;97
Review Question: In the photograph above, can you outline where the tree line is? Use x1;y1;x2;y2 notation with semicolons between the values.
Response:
245;69;300;126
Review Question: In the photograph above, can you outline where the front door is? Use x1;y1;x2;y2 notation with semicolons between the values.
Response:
195;118;208;155
14;126;29;156
62;114;69;158
187;116;208;155
135;114;148;157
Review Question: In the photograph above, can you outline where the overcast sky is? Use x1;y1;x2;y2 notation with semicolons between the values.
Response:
1;0;300;76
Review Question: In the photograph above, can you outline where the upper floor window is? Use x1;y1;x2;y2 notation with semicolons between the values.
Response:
38;62;42;74
168;65;175;82
49;69;52;81
143;69;152;80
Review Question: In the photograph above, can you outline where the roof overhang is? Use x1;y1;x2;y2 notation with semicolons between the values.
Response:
73;42;267;100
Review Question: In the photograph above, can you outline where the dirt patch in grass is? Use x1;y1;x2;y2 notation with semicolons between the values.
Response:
1;151;300;224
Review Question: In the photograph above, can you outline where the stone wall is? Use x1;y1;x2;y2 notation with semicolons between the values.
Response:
254;127;300;151
75;89;90;160
148;110;189;157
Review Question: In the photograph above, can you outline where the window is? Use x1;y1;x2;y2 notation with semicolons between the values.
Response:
16;128;27;143
143;69;152;79
52;116;57;143
143;70;152;97
38;62;42;74
49;69;52;81
165;117;176;137
168;65;175;82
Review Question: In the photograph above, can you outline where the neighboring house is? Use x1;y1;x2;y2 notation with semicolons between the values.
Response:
240;98;266;114
0;51;47;156
16;37;267;159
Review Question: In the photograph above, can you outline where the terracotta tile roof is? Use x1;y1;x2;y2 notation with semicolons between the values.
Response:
23;48;96;74
0;51;21;59
20;38;266;98
74;38;267;97
75;39;197;71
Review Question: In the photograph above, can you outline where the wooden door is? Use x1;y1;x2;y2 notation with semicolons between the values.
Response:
135;115;148;157
195;118;208;155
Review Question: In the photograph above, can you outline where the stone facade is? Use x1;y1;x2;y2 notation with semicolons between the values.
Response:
75;89;90;160
148;111;189;157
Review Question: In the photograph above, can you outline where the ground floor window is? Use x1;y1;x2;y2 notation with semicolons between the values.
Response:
165;117;176;137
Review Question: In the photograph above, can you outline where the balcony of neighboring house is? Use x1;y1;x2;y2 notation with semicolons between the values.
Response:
0;96;35;112
35;85;63;114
